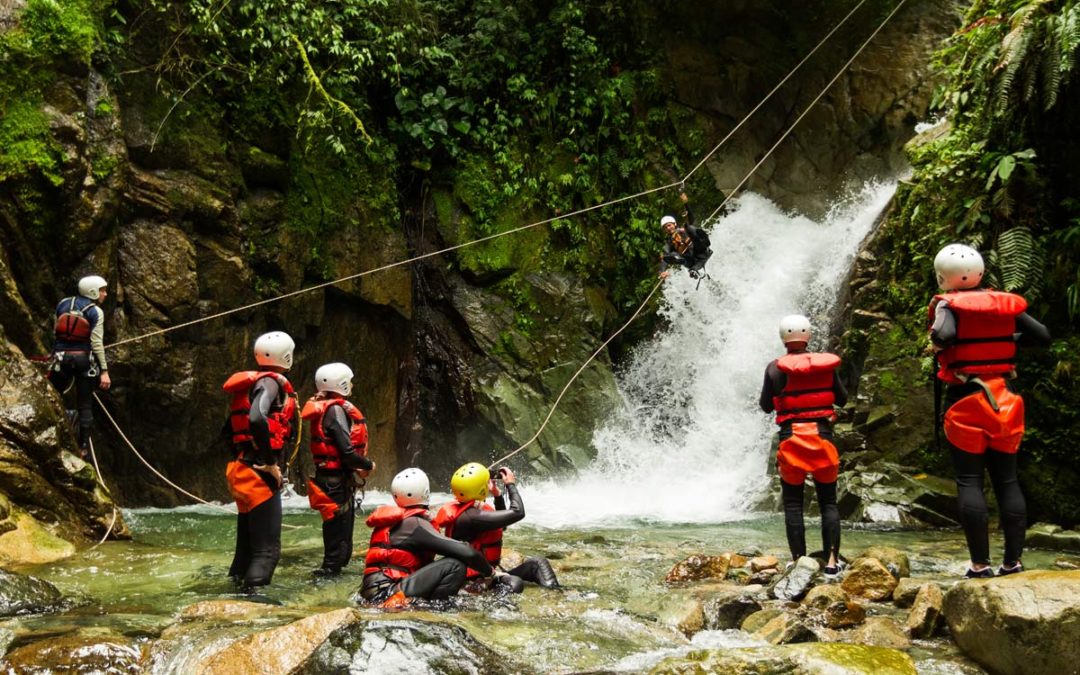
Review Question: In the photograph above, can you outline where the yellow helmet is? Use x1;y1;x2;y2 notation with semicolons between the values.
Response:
450;462;490;503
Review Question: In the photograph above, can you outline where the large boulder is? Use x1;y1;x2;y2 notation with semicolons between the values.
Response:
841;558;898;601
0;635;143;673
700;586;764;630
651;643;916;675
837;463;958;528
770;556;819;601
904;583;943;639
0;568;64;617
943;570;1080;675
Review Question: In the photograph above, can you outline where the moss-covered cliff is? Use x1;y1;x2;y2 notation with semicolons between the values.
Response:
840;0;1080;526
0;0;955;522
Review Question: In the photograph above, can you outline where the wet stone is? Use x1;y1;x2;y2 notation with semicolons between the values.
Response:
841;558;898;601
1;635;143;674
771;556;819;601
847;617;911;650
904;583;943;638
741;608;784;634
753;611;817;645
0;569;64;617
749;555;779;573
891;578;925;608
857;546;910;578
825;601;867;630
665;553;731;583
702;588;764;630
803;584;849;610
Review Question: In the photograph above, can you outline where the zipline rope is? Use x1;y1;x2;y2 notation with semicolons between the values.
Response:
86;436;119;547
705;0;910;222
486;0;908;470
104;0;870;352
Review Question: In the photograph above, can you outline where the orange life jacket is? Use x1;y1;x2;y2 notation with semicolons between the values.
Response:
363;505;434;579
669;228;693;255
773;352;841;425
222;371;296;452
929;290;1027;385
54;297;92;343
433;500;503;578
300;397;368;470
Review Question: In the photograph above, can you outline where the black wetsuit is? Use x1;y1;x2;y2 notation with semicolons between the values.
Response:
759;352;849;561
660;205;713;275
360;515;493;603
314;404;374;574
229;376;288;589
930;299;1050;566
450;484;561;591
50;296;106;450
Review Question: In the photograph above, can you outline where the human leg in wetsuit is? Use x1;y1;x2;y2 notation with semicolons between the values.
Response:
780;479;840;561
950;443;1026;567
48;351;98;452
360;559;468;603
227;464;282;589
311;470;355;574
493;557;561;593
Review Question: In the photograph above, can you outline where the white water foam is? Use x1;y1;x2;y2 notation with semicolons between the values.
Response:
524;181;897;528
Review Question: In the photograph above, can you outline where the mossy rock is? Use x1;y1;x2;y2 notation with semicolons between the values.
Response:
650;643;916;674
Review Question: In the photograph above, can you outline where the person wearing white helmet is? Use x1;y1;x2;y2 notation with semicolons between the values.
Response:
300;362;375;576
359;468;494;608
759;314;848;578
222;331;298;591
658;191;712;280
929;243;1050;578
49;274;111;455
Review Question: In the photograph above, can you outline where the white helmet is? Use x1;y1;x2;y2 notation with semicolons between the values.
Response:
77;275;107;300
391;468;430;508
660;215;677;227
315;362;353;396
253;331;295;370
934;244;984;291
779;314;812;344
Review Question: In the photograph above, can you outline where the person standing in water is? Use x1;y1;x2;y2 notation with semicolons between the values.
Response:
222;331;298;592
301;362;375;577
434;463;560;593
759;315;847;577
49;275;112;456
929;244;1049;578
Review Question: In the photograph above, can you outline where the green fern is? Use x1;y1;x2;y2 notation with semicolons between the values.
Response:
995;226;1044;297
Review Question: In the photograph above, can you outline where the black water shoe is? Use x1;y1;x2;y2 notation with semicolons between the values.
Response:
964;567;995;579
997;562;1024;576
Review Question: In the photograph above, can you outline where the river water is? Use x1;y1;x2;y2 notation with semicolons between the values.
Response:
4;186;1039;673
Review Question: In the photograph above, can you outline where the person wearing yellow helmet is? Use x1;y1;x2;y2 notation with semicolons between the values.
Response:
433;463;560;592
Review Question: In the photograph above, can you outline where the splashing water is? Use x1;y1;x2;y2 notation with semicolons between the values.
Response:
526;182;897;528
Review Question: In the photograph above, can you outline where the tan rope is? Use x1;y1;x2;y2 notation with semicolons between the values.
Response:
488;278;664;469
86;436;119;547
706;0;910;222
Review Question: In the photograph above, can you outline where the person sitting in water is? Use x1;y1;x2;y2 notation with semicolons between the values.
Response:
759;315;847;578
359;468;493;608
433;463;560;593
658;191;712;280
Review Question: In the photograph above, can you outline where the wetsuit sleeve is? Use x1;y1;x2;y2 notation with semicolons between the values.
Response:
455;486;525;541
324;406;373;471
1016;312;1051;347
88;305;107;371
683;203;696;227
930;303;957;347
410;519;494;576
832;370;848;407
248;377;280;462
759;361;780;413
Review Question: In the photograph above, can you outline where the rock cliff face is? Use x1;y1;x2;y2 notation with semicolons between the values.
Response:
0;0;958;531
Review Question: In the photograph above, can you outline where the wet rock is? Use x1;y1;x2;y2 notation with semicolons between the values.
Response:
1026;522;1080;553
753;611;817;645
749;555;779;573
0;568;64;617
178;599;293;622
651;643;916;675
660;597;705;637
770;556;819;601
904;583;943;638
802;584;849;610
195;607;361;674
846;617;911;650
841;558;898;601
296;616;522;674
943;570;1080;675
1055;556;1080;570
701;587;764;630
741;608;784;634
747;568;779;586
856;546;910;578
728;554;749;569
838;463;958;528
1;634;143;673
891;578;926;608
825;601;867;630
727;567;752;584
665;553;731;583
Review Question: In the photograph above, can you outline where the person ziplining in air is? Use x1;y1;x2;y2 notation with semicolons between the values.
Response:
658;191;713;281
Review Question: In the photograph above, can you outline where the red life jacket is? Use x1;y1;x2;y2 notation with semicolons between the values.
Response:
300;397;368;470
433;500;503;578
670;228;693;255
772;352;841;425
54;297;92;343
363;505;434;579
222;371;297;452
929;290;1027;385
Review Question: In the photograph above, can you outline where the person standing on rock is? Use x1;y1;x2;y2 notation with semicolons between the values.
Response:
358;468;493;608
49;275;112;457
301;362;375;577
658;191;713;280
759;314;847;577
433;463;560;593
929;244;1050;578
222;331;298;592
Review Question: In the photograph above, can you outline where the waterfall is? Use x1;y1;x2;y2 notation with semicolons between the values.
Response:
525;181;897;528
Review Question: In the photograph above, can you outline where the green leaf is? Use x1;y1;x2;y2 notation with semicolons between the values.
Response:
997;154;1017;182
